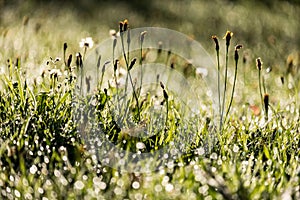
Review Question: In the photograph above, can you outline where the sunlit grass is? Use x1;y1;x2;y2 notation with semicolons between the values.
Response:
0;1;300;199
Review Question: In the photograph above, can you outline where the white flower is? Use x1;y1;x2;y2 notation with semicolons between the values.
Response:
79;37;94;49
49;69;62;79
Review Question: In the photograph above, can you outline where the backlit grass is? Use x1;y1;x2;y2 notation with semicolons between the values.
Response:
0;1;300;199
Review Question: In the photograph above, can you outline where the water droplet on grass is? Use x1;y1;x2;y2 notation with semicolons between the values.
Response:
29;165;37;174
132;181;140;189
74;181;85;190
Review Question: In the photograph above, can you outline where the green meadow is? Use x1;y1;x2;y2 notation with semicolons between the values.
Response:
0;0;299;199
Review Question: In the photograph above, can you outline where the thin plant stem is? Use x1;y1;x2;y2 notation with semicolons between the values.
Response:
217;50;221;126
220;44;229;130
139;36;143;97
120;31;141;121
258;69;264;112
225;45;242;121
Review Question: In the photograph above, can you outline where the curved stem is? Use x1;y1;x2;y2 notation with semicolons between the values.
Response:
225;57;238;122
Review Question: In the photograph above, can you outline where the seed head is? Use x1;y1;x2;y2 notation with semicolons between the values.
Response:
234;44;243;62
256;57;262;71
67;54;72;69
119;21;124;33
64;43;68;51
114;59;119;72
109;29;117;37
97;55;101;69
123;19;129;32
128;58;136;71
76;52;83;68
211;35;219;51
79;37;94;49
280;76;284;85
160;81;165;89
223;31;233;46
140;31;147;43
264;93;269;118
163;89;168;100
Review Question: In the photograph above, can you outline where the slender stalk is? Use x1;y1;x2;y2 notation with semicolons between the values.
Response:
160;82;169;126
212;36;221;129
120;30;140;121
139;31;146;97
225;45;242;122
97;55;101;88
256;58;264;113
258;70;263;111
220;31;233;130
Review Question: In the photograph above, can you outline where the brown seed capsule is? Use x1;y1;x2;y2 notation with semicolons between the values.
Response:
280;76;284;85
128;58;137;71
160;81;165;89
256;58;262;71
264;94;269;117
163;89;168;100
211;35;219;51
114;59;119;72
67;54;72;68
223;31;233;46
64;43;68;51
234;44;243;62
123;19;129;32
119;21;124;33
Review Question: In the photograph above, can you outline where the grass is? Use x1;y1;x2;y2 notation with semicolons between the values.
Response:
1;1;300;199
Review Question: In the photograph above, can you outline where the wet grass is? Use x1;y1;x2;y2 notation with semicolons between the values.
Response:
0;1;300;199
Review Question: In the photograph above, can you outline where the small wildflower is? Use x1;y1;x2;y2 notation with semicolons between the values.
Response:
55;57;61;62
256;57;262;70
223;31;233;46
233;144;239;153
211;35;219;51
79;37;94;49
109;29;117;37
49;69;62;79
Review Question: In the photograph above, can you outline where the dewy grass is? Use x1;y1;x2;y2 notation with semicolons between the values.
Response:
1;14;300;199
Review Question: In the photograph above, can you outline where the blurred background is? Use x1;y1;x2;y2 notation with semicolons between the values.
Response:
0;0;299;72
